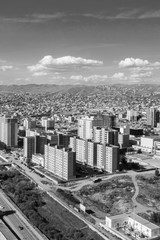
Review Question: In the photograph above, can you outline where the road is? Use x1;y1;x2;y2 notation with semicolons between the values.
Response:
0;190;48;240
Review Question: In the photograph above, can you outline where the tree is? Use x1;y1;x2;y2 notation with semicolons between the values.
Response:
155;168;159;177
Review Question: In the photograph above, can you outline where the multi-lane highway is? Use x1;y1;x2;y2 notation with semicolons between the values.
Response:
0;190;48;240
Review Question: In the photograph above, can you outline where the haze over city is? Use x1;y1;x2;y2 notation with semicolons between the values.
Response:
0;0;160;85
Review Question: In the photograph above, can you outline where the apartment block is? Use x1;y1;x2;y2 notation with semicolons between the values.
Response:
32;154;44;167
24;136;35;160
87;141;97;167
76;138;88;163
44;144;76;180
69;136;76;152
147;107;160;127
23;118;36;129
0;115;18;147
97;144;119;172
93;127;118;145
78;116;104;140
47;132;58;146
41;117;54;130
105;145;119;173
118;133;129;149
97;143;106;169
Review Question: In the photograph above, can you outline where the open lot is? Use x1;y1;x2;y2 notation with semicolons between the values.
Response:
75;176;135;218
142;157;160;169
127;152;160;168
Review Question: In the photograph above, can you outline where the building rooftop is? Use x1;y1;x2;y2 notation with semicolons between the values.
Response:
106;213;128;220
141;136;160;140
129;214;160;230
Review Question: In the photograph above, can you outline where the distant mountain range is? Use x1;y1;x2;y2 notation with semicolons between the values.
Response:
0;84;159;96
0;84;106;95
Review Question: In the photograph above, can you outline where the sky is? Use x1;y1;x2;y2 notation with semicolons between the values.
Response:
0;0;160;85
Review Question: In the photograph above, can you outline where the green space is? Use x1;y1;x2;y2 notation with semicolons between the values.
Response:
136;174;160;210
0;169;104;240
76;176;135;218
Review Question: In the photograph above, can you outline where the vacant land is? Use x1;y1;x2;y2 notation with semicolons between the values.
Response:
136;174;160;210
76;176;135;218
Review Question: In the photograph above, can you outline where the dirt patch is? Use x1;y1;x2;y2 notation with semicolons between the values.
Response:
75;175;135;218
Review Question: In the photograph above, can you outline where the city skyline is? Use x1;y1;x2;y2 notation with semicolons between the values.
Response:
0;0;160;85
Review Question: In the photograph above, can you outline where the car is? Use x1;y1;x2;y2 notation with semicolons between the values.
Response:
18;226;24;230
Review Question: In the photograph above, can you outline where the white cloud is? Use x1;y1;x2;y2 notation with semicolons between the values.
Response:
24;78;31;82
0;65;13;71
70;74;108;83
70;75;84;81
118;57;160;83
27;64;47;72
83;10;160;20
32;71;48;77
119;58;160;70
112;72;127;80
2;13;66;24
83;10;140;20
38;55;103;66
139;10;160;19
52;76;66;80
119;58;149;68
28;55;103;76
130;71;152;79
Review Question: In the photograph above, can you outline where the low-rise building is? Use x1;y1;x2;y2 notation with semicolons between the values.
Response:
128;213;160;238
105;213;160;239
105;213;128;228
32;154;44;167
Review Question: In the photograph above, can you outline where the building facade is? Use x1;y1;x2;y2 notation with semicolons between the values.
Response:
76;138;88;163
24;136;35;160
0;115;18;147
78;116;104;140
44;145;76;180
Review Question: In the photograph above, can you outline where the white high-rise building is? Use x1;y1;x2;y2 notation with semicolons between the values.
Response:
69;136;76;152
0;115;18;147
23;118;36;129
41;117;54;131
105;145;119;173
93;127;118;145
87;141;97;167
97;143;106;169
93;126;101;142
78;116;103;140
44;145;76;180
96;144;119;173
76;138;88;163
126;110;138;121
